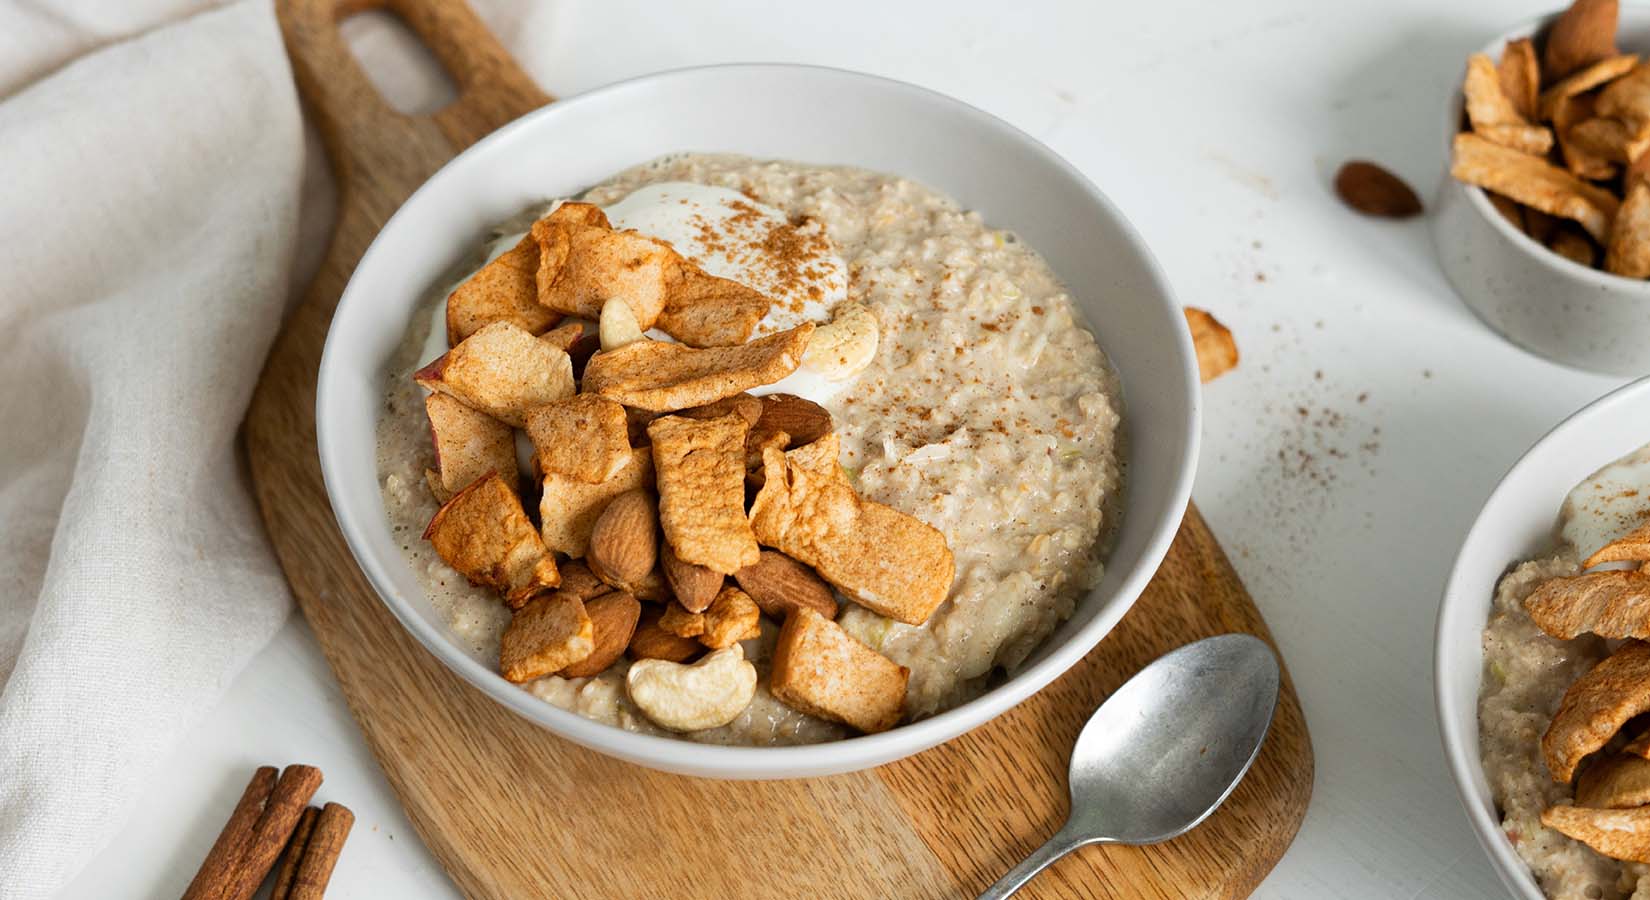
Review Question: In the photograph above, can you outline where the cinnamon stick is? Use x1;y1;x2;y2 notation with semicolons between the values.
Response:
286;802;355;899
220;764;323;900
269;805;320;900
181;766;277;900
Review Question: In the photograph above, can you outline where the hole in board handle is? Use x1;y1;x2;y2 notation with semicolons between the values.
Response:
339;8;459;116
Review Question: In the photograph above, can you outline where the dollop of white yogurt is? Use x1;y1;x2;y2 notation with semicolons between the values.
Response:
429;183;861;405
1562;443;1650;562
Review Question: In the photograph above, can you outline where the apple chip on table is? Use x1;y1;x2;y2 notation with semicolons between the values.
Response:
399;200;956;737
1448;0;1650;276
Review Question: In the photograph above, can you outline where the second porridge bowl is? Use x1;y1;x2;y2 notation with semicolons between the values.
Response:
1437;375;1650;898
317;64;1199;778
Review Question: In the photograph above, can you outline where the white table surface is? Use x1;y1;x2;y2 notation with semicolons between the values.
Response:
65;0;1634;896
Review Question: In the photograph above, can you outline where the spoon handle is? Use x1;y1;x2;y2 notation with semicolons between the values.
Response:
976;823;1096;900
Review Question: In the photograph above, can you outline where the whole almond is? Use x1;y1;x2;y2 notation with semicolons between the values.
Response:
734;550;838;621
661;542;724;612
559;591;640;678
588;490;658;590
629;607;704;663
1333;161;1422;219
753;393;831;447
1544;0;1618;82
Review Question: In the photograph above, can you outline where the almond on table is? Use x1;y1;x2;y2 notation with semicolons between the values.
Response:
423;472;559;609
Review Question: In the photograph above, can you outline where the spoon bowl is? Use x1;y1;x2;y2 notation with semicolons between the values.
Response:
981;634;1280;898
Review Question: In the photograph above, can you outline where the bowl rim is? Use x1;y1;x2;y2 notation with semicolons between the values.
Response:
316;62;1201;777
1445;9;1650;295
1434;374;1650;896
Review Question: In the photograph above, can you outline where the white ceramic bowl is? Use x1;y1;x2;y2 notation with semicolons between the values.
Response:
317;64;1200;778
1436;375;1650;897
1431;10;1650;377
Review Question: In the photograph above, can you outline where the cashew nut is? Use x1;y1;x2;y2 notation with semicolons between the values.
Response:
801;302;879;381
599;297;646;352
626;645;757;732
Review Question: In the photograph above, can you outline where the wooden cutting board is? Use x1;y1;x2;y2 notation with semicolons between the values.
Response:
245;1;1314;897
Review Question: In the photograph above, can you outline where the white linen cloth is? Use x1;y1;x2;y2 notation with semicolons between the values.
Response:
0;2;302;896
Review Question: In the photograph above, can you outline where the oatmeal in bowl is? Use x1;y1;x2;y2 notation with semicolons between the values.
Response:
376;155;1125;745
1438;375;1650;899
317;64;1198;777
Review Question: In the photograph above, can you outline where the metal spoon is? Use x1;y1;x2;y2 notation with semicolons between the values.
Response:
978;633;1280;899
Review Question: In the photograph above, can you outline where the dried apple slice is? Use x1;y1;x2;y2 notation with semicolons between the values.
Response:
1576;752;1650;808
769;608;908;734
1499;38;1541;121
582;324;814;412
647;413;761;575
445;235;561;346
1542;640;1650;782
424;392;516;501
1451;133;1620;241
1526;570;1650;639
1608;181;1650;277
500;592;592;683
415;321;575;428
1540;805;1650;863
524;394;630;485
424;472;559;608
749;434;955;625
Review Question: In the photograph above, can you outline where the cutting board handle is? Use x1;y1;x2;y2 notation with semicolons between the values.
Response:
277;0;551;178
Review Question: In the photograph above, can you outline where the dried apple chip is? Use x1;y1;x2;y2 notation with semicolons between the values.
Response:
1184;307;1238;383
424;472;560;608
445;235;561;346
1556;94;1619;180
1542;640;1650;783
1465;54;1532;131
1568;116;1650;163
524;394;631;485
1526;570;1650;639
1575;752;1650;808
531;200;772;346
533;203;674;329
749;434;955;625
1451;133;1620;241
647;413;761;575
1608;180;1650;277
424;392;517;501
1540;805;1650;863
1550;227;1599;267
500;592;592;683
1540;54;1639;121
1500;38;1541;121
1599;61;1650;132
1585;519;1650;568
582;324;814;412
538;447;654;558
415;321;575;428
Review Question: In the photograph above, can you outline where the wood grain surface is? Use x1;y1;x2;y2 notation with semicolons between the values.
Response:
244;1;1315;896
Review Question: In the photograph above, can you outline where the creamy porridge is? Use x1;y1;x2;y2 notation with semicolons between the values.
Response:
376;153;1124;745
1480;444;1650;898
